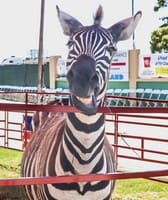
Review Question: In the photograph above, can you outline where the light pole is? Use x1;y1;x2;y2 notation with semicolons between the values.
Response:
37;0;45;103
132;0;136;49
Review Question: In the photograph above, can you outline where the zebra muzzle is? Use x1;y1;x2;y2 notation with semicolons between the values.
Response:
76;96;92;105
71;95;97;115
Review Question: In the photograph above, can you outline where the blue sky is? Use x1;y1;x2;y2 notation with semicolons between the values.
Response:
0;0;166;61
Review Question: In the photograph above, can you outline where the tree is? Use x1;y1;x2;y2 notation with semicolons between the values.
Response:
154;0;168;11
150;0;168;53
150;26;168;53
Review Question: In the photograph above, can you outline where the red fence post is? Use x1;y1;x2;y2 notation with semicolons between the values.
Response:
141;138;144;160
114;113;119;169
22;92;29;150
5;111;9;147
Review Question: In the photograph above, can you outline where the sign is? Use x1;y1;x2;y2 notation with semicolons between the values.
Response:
109;50;129;81
139;54;168;78
57;59;67;78
57;51;129;80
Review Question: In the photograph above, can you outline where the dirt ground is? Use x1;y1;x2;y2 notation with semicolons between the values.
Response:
0;186;27;200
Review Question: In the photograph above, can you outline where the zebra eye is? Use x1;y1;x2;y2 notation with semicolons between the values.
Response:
106;45;117;53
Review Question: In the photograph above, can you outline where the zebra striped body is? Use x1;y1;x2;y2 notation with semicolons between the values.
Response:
22;110;114;200
22;5;141;200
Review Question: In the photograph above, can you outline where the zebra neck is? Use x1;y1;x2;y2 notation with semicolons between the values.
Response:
66;112;105;149
57;112;106;175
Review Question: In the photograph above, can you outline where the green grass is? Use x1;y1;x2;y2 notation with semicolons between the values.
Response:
0;147;168;200
113;179;168;200
0;147;23;178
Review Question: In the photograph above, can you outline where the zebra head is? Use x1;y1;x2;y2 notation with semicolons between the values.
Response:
56;5;142;115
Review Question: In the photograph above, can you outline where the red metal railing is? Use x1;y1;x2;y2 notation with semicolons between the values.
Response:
0;110;33;151
0;111;23;150
0;169;167;186
105;113;168;168
0;91;168;186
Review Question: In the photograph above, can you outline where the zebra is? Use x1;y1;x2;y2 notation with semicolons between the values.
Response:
21;5;142;200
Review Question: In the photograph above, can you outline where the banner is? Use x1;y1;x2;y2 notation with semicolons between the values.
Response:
57;59;67;78
57;51;129;80
109;51;129;81
139;53;168;78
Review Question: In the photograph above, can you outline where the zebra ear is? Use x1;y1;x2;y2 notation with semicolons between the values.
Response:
94;5;103;25
56;5;83;36
108;11;142;42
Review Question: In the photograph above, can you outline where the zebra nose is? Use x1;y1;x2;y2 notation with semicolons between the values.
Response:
67;68;74;80
90;72;99;84
90;72;99;95
67;69;99;97
67;55;98;97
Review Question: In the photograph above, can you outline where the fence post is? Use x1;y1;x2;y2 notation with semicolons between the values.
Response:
114;113;119;170
49;56;61;89
4;111;8;147
129;49;140;90
129;49;140;106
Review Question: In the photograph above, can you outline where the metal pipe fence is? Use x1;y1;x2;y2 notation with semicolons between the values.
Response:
0;91;167;186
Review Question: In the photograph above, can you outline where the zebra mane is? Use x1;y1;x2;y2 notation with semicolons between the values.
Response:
94;5;103;25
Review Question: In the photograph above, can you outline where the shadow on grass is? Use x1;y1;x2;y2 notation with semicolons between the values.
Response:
0;186;27;200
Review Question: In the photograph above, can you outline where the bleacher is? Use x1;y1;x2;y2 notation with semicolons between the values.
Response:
0;86;167;107
0;85;38;92
106;88;168;107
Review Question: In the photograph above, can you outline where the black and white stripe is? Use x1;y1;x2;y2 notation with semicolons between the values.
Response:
21;5;141;200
